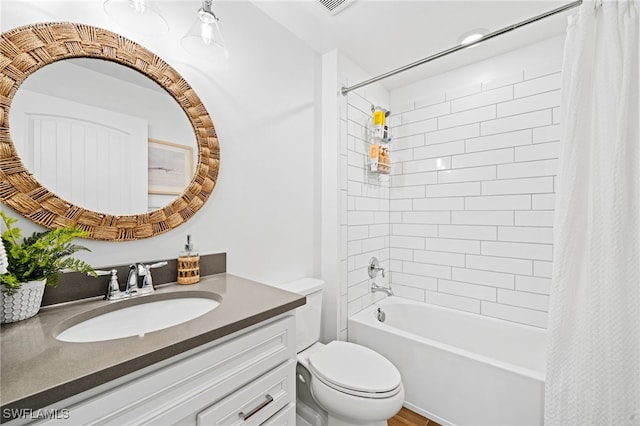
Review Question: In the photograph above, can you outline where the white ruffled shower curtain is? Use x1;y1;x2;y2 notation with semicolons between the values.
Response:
545;1;639;425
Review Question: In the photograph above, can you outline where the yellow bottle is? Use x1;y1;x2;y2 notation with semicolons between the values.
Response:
373;109;386;127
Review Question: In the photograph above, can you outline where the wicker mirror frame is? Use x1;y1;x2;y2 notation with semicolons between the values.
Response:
0;22;219;241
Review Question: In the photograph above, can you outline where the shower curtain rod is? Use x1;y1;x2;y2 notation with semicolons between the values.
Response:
340;0;583;96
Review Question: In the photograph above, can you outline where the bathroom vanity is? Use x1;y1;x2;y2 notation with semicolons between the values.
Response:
0;274;304;425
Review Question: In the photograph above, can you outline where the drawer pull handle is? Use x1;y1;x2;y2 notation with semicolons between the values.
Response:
238;394;274;421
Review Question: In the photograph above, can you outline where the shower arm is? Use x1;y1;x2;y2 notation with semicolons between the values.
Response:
340;0;583;96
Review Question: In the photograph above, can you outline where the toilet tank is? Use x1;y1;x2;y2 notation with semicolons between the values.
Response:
277;278;324;352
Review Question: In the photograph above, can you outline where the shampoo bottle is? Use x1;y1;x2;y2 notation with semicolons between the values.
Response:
177;235;200;285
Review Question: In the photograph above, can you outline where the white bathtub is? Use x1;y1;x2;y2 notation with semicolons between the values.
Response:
348;297;546;426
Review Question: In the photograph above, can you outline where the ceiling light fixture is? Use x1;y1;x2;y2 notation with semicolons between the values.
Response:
458;29;489;46
103;0;169;36
181;0;228;62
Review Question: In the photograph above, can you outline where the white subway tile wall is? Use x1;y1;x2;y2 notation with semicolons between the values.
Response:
339;89;390;339
339;55;561;335
388;68;562;328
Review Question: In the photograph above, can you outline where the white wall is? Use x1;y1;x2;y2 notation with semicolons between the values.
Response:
387;36;565;328
1;1;320;285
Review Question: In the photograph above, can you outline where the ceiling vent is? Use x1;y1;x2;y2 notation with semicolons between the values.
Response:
318;0;354;15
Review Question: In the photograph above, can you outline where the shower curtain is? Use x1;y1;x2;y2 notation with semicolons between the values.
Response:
544;1;639;425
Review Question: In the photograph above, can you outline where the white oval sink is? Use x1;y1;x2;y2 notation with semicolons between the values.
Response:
56;297;220;343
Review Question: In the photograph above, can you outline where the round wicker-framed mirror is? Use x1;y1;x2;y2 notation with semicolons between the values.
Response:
0;22;220;241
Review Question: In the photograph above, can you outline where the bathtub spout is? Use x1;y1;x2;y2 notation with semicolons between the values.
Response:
371;282;394;296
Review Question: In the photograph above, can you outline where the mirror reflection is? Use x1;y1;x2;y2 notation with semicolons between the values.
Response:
9;58;197;215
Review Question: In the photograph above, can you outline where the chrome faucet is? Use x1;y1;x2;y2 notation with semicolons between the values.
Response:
137;261;168;294
96;261;168;302
371;282;394;296
125;265;139;296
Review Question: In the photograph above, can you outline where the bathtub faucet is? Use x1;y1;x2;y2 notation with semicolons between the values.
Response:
371;282;394;296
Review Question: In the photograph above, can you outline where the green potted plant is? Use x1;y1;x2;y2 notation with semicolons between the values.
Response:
0;211;96;324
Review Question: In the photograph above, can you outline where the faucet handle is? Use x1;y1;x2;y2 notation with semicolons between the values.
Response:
100;269;126;301
368;257;386;278
138;261;168;293
137;261;168;275
149;261;168;269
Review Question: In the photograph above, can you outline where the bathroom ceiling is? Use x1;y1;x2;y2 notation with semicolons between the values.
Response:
251;0;574;90
1;0;575;91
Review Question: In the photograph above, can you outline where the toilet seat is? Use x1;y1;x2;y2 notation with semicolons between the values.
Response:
308;341;402;399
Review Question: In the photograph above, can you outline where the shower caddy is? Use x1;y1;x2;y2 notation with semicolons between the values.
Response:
366;105;392;175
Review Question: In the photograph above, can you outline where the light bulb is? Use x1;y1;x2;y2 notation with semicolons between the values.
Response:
198;7;217;45
201;22;212;45
181;1;228;61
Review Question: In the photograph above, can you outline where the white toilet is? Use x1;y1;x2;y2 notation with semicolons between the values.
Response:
277;278;404;426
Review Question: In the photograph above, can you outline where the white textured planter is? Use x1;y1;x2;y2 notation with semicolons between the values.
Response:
0;278;47;324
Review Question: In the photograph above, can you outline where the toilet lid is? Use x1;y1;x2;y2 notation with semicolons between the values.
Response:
308;341;401;396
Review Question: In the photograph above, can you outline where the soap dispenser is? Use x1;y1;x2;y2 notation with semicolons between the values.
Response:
177;235;200;285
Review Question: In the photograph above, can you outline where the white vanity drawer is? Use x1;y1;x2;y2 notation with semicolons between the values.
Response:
262;403;296;425
37;315;295;425
197;359;295;426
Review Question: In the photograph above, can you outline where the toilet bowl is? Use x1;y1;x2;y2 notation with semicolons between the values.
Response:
275;278;404;426
300;341;405;426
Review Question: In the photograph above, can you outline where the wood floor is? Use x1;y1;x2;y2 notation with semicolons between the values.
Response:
388;407;442;426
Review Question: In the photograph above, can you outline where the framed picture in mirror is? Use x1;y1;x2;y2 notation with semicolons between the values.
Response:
148;139;194;195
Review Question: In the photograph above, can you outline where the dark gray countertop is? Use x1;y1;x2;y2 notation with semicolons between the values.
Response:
0;274;305;418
